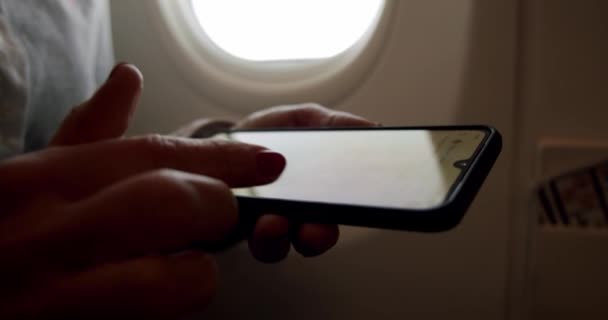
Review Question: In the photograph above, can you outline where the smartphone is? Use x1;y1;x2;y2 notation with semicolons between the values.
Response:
222;126;501;232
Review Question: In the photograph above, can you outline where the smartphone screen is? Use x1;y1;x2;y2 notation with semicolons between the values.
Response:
224;129;488;210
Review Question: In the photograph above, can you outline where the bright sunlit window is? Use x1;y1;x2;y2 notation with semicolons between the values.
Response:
190;0;385;62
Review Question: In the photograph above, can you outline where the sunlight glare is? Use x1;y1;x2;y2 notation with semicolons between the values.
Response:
190;0;385;61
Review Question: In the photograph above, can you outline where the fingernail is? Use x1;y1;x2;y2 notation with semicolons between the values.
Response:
257;151;286;178
375;122;383;127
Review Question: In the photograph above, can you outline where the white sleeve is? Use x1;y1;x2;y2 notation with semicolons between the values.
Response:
0;10;27;160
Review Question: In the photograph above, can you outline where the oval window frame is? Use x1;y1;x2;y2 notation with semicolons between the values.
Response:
144;0;397;112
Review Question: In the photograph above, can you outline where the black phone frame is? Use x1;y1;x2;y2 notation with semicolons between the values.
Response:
233;125;502;232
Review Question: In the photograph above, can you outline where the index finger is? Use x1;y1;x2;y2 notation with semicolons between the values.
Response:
235;103;376;129
0;135;286;201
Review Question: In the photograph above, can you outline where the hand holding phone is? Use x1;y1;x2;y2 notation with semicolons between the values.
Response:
220;126;501;232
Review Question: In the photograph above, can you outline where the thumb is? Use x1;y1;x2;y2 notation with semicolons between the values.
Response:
50;63;144;146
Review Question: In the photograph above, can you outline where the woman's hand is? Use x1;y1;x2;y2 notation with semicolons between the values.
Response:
0;64;286;318
180;104;377;263
237;105;376;262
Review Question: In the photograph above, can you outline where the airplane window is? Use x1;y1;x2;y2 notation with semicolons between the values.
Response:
190;0;385;62
149;0;394;111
